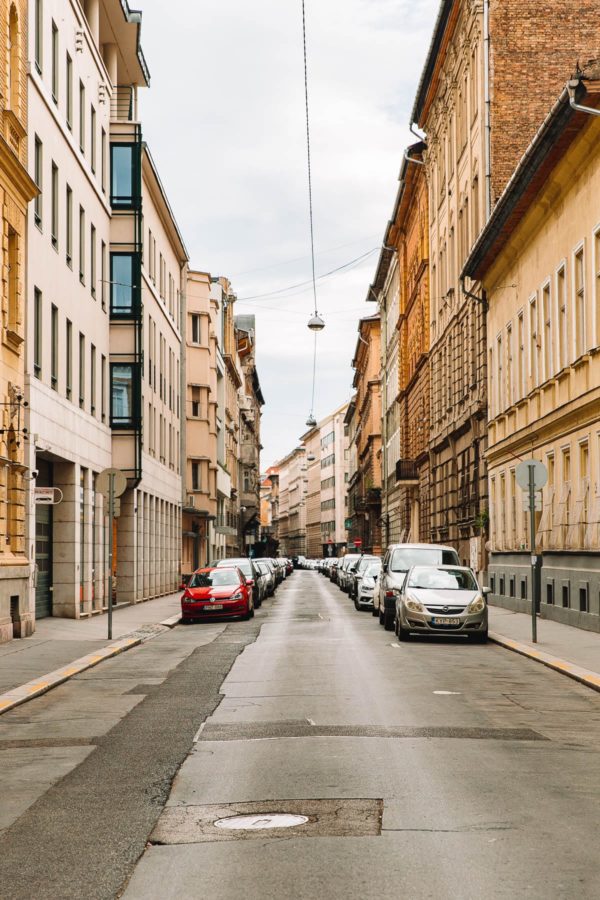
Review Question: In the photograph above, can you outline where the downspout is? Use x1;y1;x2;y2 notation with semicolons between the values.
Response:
567;79;600;117
483;0;492;220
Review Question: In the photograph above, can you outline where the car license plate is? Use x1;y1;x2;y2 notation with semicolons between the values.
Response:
432;617;461;626
206;604;223;611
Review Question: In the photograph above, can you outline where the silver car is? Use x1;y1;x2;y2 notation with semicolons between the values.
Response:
395;565;489;642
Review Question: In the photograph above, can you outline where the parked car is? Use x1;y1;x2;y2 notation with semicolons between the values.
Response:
338;554;361;593
284;558;294;576
395;565;489;642
253;561;274;599
354;558;382;610
374;543;461;630
348;555;379;602
210;557;262;607
181;566;254;623
329;559;340;583
254;558;278;594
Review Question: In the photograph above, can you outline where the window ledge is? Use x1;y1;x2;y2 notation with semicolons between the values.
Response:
572;354;590;371
4;327;24;353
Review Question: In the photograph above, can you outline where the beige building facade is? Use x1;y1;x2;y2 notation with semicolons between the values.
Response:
464;68;600;631
276;445;306;557
0;0;38;640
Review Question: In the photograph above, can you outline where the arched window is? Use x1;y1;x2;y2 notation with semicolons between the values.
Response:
7;4;20;114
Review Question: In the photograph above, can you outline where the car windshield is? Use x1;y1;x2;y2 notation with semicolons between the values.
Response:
390;548;457;572
407;567;478;591
215;559;252;577
364;562;381;578
343;556;359;569
189;570;239;588
358;557;378;573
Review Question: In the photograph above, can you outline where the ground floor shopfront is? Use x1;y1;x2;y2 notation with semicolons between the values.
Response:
31;456;181;621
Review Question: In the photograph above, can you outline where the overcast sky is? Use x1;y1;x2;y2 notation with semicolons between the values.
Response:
139;0;439;467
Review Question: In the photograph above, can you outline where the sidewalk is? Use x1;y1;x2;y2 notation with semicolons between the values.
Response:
0;592;181;695
489;605;600;692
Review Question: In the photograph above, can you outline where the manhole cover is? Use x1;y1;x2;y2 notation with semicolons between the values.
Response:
214;814;308;831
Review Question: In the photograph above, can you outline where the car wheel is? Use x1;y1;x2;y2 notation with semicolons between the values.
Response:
469;631;488;643
255;597;262;609
372;604;379;617
354;598;360;611
378;608;385;626
397;621;410;641
180;617;192;625
384;611;394;631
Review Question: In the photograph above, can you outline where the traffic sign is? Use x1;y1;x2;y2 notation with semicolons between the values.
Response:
34;487;63;505
96;467;127;500
516;460;547;492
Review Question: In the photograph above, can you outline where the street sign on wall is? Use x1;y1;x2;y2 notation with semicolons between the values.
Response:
34;487;63;505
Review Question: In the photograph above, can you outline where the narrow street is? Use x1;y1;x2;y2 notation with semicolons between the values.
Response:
1;572;599;899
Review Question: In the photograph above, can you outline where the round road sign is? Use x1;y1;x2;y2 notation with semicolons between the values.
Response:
515;459;548;492
96;467;127;499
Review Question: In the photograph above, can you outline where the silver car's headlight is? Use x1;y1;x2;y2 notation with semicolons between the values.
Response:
404;594;425;613
467;595;485;614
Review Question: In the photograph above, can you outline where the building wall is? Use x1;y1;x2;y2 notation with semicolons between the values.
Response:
27;0;116;621
303;426;321;557
488;0;600;204
182;270;216;575
483;112;600;631
349;320;381;553
0;0;37;640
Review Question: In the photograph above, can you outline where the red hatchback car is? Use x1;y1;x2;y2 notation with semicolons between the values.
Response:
181;567;254;623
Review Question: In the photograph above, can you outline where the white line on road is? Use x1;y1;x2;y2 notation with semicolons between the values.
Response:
193;721;206;742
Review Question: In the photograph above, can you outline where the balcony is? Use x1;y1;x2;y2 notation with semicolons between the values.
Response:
111;86;135;121
395;460;419;484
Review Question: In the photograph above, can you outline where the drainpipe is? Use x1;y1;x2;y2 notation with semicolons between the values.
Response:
404;149;425;167
567;79;600;117
483;0;492;220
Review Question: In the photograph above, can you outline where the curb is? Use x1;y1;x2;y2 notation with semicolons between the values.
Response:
489;631;600;694
0;612;182;717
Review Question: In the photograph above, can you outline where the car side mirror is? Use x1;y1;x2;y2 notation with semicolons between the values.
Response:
482;586;491;596
373;574;378;581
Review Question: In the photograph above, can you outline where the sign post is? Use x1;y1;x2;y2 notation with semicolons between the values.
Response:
515;460;548;643
96;468;127;640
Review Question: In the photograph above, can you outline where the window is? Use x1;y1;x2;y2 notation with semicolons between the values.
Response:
110;252;139;315
51;163;58;248
51;304;58;389
506;323;513;406
90;224;96;297
101;129;106;192
66;319;72;399
79;81;85;152
529;295;538;388
111;363;139;426
557;264;567;370
78;206;85;282
34;288;42;378
496;333;503;413
110;144;136;207
7;228;18;332
101;241;106;310
191;313;201;344
66;53;72;129
542;281;552;380
90;106;96;173
192;462;200;491
34;0;43;73
65;184;72;266
79;332;85;408
90;344;96;416
34;137;42;227
517;310;525;401
101;355;106;422
574;246;585;358
51;21;58;102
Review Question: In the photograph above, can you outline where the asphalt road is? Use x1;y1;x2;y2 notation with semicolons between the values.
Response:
1;572;600;899
125;571;600;900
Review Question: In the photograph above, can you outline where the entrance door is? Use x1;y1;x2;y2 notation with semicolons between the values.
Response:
35;502;53;618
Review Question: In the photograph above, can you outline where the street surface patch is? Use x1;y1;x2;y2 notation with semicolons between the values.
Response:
199;721;547;742
150;799;383;844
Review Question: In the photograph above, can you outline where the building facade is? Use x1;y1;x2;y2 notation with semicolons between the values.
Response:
276;445;306;557
181;270;217;576
0;0;38;640
348;317;382;554
303;423;322;558
236;314;263;555
464;65;600;631
411;0;600;570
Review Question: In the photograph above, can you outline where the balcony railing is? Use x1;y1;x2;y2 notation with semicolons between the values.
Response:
396;460;419;483
111;85;134;121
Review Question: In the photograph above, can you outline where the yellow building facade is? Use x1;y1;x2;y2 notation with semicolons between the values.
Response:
464;67;600;630
0;0;37;640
